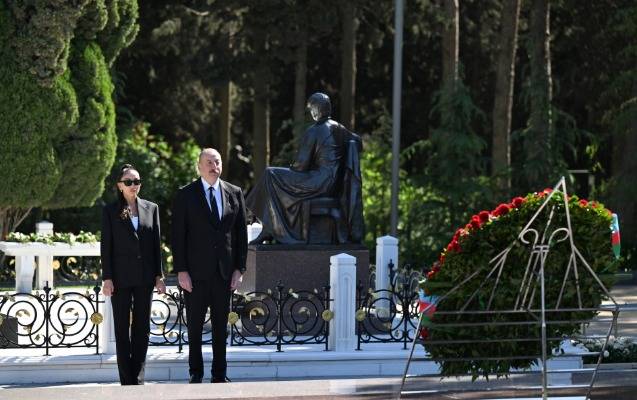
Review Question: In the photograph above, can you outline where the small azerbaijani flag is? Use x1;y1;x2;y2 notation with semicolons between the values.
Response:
611;213;621;259
418;289;437;340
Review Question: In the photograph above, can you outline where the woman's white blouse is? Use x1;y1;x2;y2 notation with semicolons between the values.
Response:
131;216;139;231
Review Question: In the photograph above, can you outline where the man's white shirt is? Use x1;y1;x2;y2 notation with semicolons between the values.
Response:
201;177;223;220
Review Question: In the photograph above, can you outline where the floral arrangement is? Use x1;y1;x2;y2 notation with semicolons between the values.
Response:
420;188;618;379
6;231;100;244
576;336;637;364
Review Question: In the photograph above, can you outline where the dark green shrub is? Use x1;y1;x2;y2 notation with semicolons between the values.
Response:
0;1;139;236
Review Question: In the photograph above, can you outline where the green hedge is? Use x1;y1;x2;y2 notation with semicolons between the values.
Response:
0;1;138;218
421;189;618;379
45;41;117;209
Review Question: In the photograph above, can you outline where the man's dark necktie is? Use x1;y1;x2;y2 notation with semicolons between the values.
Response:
208;186;221;224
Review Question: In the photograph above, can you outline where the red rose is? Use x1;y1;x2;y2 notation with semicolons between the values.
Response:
511;197;525;208
419;327;429;340
493;203;510;217
543;188;553;194
438;253;446;264
478;210;490;223
427;270;436;279
465;223;472;231
470;215;481;229
579;199;588;207
590;201;598;208
451;239;461;252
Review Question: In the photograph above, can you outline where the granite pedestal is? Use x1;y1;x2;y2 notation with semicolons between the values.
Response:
242;244;369;293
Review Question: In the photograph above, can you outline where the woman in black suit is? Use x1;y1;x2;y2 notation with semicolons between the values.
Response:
101;164;166;385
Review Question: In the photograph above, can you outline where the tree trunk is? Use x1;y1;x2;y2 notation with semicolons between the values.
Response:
525;0;553;189
0;207;32;240
340;1;358;129
491;0;521;193
441;0;459;90
252;34;270;182
293;34;308;140
218;81;232;164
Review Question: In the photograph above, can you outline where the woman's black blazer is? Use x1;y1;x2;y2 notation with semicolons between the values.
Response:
101;198;163;288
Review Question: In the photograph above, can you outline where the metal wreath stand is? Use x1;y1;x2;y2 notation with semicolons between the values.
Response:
397;177;620;400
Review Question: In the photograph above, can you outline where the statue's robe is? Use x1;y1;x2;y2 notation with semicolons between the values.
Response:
246;117;345;244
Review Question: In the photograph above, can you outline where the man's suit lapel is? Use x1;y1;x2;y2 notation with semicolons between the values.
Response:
195;179;218;228
220;180;232;225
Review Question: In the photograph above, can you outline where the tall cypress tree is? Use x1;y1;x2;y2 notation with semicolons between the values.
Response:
0;0;139;238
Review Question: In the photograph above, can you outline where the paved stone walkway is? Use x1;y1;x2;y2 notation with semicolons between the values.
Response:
1;373;637;400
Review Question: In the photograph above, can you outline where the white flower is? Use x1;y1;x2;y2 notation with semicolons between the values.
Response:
603;350;610;358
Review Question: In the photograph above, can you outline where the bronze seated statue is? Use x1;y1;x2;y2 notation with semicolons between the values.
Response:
246;92;363;245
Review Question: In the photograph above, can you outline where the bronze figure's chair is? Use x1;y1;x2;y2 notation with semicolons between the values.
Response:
305;132;363;244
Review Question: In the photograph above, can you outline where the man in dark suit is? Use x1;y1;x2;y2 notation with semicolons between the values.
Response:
171;148;248;383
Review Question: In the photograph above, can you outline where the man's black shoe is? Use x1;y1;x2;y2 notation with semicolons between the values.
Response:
189;374;203;383
211;376;231;383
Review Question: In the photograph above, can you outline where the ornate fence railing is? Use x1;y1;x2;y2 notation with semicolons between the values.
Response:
355;281;420;350
0;284;101;355
0;282;331;353
230;283;331;351
148;283;332;353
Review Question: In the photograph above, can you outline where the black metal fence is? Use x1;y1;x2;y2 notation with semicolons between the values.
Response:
0;282;333;353
356;280;420;350
0;285;101;355
148;283;332;353
0;280;422;354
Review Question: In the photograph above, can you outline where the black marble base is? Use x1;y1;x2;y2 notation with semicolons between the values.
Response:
241;244;370;294
0;314;18;348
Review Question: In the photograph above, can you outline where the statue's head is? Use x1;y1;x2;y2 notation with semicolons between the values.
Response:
306;92;331;121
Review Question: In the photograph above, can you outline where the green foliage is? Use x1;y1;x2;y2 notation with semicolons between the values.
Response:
0;0;139;234
97;0;140;65
397;79;496;265
76;0;109;40
6;231;99;244
107;121;199;204
46;41;117;209
428;79;487;185
422;191;618;379
7;0;88;86
361;83;496;266
0;5;76;208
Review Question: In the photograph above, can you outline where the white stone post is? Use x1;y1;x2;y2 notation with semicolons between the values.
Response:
328;253;357;352
375;236;398;317
14;255;36;293
375;235;398;291
35;221;54;235
247;222;263;243
35;221;54;290
98;295;117;355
